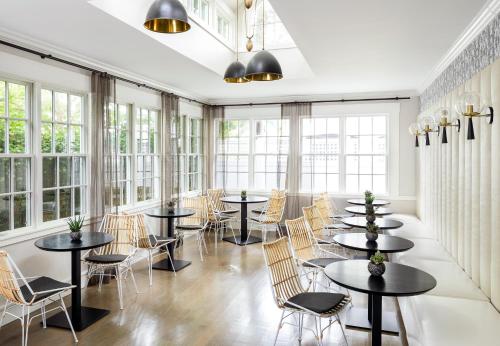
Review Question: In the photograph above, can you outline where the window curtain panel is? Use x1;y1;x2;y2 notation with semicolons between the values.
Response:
281;102;312;220
202;105;225;192
89;72;116;231
417;57;500;310
160;93;180;204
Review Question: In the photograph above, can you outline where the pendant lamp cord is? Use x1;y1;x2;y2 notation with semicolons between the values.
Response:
236;0;239;60
262;0;265;50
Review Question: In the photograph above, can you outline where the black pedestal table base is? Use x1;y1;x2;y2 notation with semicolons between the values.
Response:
345;307;399;335
222;235;262;246
44;306;109;331
152;258;191;271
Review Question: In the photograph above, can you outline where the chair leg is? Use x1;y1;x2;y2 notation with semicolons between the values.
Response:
128;263;139;294
60;295;78;343
338;313;348;345
197;233;204;261
166;246;177;276
0;300;8;329
24;306;30;346
147;250;153;287
98;270;104;291
117;265;124;310
273;310;285;346
41;301;47;329
298;313;304;345
21;305;25;346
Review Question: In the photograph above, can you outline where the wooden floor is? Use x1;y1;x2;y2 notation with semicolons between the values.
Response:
0;231;407;346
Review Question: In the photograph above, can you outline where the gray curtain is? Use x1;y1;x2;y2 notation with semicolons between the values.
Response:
202;105;225;192
281;102;312;220
160;93;180;204
89;72;116;231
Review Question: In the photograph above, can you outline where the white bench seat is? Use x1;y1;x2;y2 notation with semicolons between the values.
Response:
392;238;453;262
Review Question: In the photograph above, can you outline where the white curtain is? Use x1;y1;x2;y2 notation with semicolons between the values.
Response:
417;57;500;309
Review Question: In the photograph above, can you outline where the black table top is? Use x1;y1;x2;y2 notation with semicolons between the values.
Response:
347;199;390;206
35;232;114;252
342;217;403;230
345;206;393;216
220;196;268;204
145;208;195;219
325;260;436;297
333;233;414;254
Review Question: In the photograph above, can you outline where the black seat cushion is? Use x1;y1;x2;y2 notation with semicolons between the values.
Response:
303;257;343;268
248;217;261;222
331;214;353;219
285;292;346;314
176;224;202;230
148;235;175;247
325;223;352;230
217;215;233;221
85;254;128;264
221;209;239;214
251;207;265;214
20;276;72;303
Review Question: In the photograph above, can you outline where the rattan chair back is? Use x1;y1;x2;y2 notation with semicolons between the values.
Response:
0;251;25;304
180;196;208;227
285;217;315;262
302;205;325;238
98;214;137;256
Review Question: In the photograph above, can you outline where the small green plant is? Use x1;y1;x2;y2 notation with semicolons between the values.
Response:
366;223;379;234
365;191;375;205
370;251;385;264
167;199;177;208
67;216;84;232
241;190;247;197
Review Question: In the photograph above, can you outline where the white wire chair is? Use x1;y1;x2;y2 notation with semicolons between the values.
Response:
84;214;139;310
134;213;177;286
207;189;239;215
251;189;286;215
262;237;350;346
0;251;78;346
177;196;210;261
207;195;237;244
248;195;286;243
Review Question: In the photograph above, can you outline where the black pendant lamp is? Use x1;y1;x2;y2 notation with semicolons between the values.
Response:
224;0;249;83
144;0;190;34
245;0;283;81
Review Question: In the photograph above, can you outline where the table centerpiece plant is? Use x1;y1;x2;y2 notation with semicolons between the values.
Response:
368;250;386;276
241;190;247;200
365;190;376;223
167;199;177;213
365;222;379;241
67;215;84;242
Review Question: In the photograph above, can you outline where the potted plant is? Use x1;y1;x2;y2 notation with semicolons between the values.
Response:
241;190;247;200
365;190;375;205
365;223;379;241
368;251;386;276
366;204;376;223
67;215;84;242
167;199;177;213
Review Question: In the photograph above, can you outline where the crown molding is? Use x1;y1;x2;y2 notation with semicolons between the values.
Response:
418;0;500;94
0;27;210;103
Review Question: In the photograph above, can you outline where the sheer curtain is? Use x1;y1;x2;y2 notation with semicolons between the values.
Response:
202;105;225;192
89;72;116;230
160;93;180;204
281;102;312;219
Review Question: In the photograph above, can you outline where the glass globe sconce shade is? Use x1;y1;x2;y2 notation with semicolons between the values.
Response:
419;115;438;146
455;92;494;140
434;107;460;144
408;122;422;147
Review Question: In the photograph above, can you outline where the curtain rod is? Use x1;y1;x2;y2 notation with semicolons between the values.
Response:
219;96;411;107
0;39;209;106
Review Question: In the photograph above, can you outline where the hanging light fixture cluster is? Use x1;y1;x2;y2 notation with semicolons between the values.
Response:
224;0;249;83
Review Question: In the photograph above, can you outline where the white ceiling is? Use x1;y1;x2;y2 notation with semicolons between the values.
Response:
0;0;490;103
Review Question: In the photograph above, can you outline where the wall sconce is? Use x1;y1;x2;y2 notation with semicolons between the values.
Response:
455;92;494;140
419;115;439;146
434;107;460;144
409;123;422;147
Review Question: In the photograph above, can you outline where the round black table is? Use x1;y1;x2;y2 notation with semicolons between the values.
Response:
345;206;393;216
347;199;390;206
332;233;413;336
342;216;403;230
145;208;195;271
220;196;268;246
35;232;113;331
334;233;414;259
325;260;436;346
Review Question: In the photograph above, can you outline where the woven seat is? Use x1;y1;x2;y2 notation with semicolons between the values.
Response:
176;224;203;230
332;213;353;219
85;254;129;264
325;223;352;230
248;195;286;242
285;292;347;314
251;206;266;214
20;277;72;303
303;257;343;268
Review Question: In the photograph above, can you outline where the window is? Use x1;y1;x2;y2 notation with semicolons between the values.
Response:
192;0;210;23
136;108;160;202
300;115;387;194
187;118;203;192
215;119;249;189
254;119;288;190
0;80;31;231
217;13;230;40
41;88;86;222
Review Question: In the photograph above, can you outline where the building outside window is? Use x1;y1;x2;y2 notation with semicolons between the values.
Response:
136;107;160;202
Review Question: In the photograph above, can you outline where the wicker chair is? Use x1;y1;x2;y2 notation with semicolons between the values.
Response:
248;195;286;243
262;237;350;345
135;213;177;286
0;251;78;346
251;189;286;214
207;195;237;243
176;196;209;261
285;217;348;292
84;214;139;310
316;192;353;220
207;189;239;215
313;198;352;231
